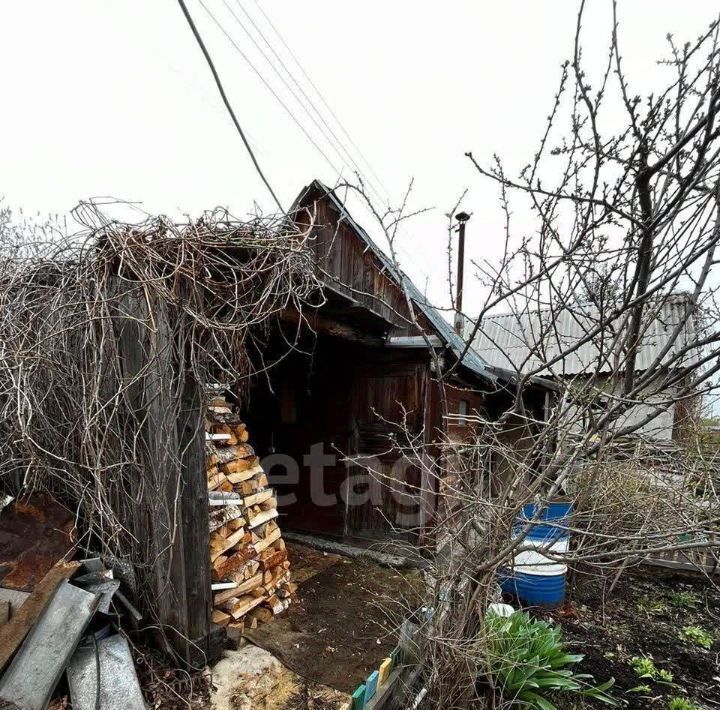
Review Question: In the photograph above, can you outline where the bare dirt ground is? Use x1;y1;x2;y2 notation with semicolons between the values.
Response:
243;542;423;695
540;568;720;709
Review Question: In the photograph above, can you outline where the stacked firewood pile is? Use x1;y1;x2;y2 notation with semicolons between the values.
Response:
205;393;294;632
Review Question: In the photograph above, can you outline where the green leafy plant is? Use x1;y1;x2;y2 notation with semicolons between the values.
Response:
629;656;675;690
667;698;701;710
666;590;700;610
627;683;652;694
658;669;674;684
630;656;657;678
638;594;670;615
485;610;617;709
680;626;713;650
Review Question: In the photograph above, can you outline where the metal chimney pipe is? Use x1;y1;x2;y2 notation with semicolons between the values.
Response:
454;211;471;335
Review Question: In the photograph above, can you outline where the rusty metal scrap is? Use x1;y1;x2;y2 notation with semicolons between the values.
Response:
0;495;75;593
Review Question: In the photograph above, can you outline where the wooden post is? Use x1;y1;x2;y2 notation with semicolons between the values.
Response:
112;278;217;667
177;361;219;667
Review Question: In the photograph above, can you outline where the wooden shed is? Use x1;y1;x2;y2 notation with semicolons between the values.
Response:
242;181;551;544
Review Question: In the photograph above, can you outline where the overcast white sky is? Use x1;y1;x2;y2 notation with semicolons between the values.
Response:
1;1;718;314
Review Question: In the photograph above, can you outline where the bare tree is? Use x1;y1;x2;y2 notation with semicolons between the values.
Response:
340;5;720;707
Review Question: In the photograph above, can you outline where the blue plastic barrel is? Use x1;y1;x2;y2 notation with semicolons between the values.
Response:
501;568;567;607
514;502;572;542
501;502;572;608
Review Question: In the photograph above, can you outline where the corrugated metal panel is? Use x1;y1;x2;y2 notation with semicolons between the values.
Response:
471;296;698;376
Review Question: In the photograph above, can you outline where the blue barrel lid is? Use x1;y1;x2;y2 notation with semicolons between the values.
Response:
515;502;573;541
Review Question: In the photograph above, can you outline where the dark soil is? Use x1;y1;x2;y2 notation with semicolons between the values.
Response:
538;568;720;709
244;542;423;694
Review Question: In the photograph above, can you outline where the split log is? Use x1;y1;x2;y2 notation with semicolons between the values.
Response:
267;594;288;615
212;445;255;466
226;517;245;532
210;529;249;561
243;489;273;508
211;609;231;626
247;607;273;624
224;594;265;620
213;548;256;581
208;505;244;534
254;528;282;554
236;479;261;496
213;573;263;605
259;549;287;571
259;497;277;511
248;508;278;529
226;464;263;483
208;405;232;415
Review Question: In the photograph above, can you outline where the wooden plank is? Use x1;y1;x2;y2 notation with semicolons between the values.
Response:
0;561;79;673
351;684;366;710
378;657;392;686
0;581;99;710
0;584;31;621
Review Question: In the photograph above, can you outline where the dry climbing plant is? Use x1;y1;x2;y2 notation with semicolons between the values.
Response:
0;201;320;655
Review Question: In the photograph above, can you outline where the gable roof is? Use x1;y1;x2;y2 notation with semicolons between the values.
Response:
471;295;699;377
292;180;497;383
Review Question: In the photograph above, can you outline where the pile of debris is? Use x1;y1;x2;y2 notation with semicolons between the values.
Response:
0;496;144;710
206;393;295;632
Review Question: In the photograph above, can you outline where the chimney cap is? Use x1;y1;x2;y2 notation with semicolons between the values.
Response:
455;211;471;223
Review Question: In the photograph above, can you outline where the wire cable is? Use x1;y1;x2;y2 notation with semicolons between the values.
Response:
231;0;389;208
196;0;346;181
250;0;393;203
176;0;285;211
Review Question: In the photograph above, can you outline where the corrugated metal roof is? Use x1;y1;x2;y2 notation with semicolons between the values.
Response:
294;181;497;383
470;296;698;376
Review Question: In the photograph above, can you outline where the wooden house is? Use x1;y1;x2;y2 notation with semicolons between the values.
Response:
242;180;552;544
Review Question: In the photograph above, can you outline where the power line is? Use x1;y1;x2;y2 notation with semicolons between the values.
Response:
250;0;393;204
230;0;389;208
196;0;347;182
238;4;434;288
176;0;284;212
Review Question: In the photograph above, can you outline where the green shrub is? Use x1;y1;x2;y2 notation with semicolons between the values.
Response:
629;656;675;689
485;610;617;709
680;626;713;650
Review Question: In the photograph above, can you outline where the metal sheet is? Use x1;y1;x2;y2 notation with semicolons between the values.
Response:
67;634;146;710
73;579;120;615
472;296;698;376
0;581;99;710
0;495;74;592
